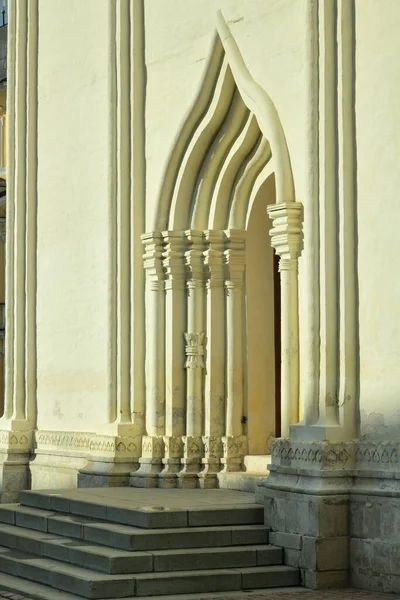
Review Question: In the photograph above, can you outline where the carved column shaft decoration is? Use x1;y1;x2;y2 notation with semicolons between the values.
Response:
179;230;205;486
268;202;303;438
200;230;225;486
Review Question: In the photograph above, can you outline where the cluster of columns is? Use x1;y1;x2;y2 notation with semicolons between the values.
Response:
131;228;247;488
131;201;303;488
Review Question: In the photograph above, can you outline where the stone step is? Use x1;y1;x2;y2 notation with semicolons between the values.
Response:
134;566;300;596
0;521;282;574
19;490;264;529
0;544;299;599
0;546;136;599
0;505;269;552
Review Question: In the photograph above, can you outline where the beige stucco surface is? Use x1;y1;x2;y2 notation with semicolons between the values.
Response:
355;0;400;439
35;0;111;431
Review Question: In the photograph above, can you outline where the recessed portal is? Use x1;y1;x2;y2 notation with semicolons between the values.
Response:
245;174;279;454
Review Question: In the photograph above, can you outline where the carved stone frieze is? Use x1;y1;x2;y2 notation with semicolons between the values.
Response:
271;439;354;471
0;430;32;452
221;435;247;472
203;436;222;460
354;441;400;471
141;435;164;459
35;430;141;457
163;436;183;459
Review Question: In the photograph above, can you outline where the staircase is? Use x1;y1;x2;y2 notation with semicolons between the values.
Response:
0;488;299;599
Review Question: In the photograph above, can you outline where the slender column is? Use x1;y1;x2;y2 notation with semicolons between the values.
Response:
199;230;225;487
317;0;340;430
222;230;247;472
116;0;131;424
300;0;320;426
130;0;146;434
25;0;38;426
338;0;358;439
143;233;165;436
159;230;186;487
13;0;28;421
0;219;5;417
4;0;16;421
279;258;300;437
133;233;165;485
178;230;205;487
267;202;303;438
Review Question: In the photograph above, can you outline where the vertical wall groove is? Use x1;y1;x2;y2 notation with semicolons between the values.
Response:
317;0;340;426
4;0;16;420
25;0;38;425
131;0;146;432
299;0;320;425
338;0;359;437
107;0;118;424
13;0;28;420
116;0;131;423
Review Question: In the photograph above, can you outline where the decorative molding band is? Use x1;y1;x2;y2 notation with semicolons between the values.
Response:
35;430;141;458
355;441;400;470
270;439;400;475
271;439;354;471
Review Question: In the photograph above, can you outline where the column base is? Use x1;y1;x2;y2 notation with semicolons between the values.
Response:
0;429;33;502
290;423;354;442
129;436;164;488
259;438;352;590
198;436;222;488
157;436;182;489
221;435;247;472
177;436;202;488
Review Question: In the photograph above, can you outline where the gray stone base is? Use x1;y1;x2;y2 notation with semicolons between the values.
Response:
78;472;130;487
350;489;400;593
262;438;400;593
78;457;138;489
0;450;31;503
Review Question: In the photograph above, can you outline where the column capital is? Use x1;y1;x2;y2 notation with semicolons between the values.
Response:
204;230;225;288
267;202;303;260
142;231;165;287
184;229;206;282
224;228;246;284
161;230;186;290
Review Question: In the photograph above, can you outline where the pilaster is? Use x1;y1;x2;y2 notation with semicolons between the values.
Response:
179;230;205;485
130;233;165;487
142;232;165;437
222;230;246;472
267;202;303;437
160;230;186;487
200;230;225;487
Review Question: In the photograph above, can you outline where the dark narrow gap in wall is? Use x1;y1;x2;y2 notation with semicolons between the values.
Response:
274;252;281;437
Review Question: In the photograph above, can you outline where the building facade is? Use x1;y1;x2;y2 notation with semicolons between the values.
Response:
0;0;399;592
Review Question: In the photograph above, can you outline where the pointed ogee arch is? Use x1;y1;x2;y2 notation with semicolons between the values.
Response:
153;12;295;233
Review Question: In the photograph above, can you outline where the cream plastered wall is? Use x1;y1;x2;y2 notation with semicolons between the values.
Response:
36;0;111;431
356;0;400;439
